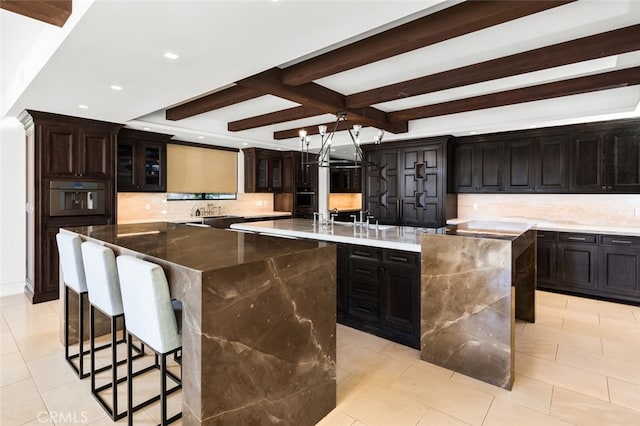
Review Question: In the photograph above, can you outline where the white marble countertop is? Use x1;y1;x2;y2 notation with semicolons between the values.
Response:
447;218;640;237
231;219;445;252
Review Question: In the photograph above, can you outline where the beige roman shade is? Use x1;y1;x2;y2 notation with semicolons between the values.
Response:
167;144;237;193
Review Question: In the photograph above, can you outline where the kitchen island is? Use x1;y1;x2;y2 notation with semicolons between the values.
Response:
62;222;336;425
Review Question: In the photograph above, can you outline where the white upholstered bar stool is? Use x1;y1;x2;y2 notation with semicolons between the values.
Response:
56;232;109;379
80;241;149;421
117;255;182;426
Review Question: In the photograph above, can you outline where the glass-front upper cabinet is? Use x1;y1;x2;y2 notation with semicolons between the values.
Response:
116;129;170;192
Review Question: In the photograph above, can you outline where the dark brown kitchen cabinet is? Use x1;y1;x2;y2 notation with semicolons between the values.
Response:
606;128;640;193
599;235;640;298
41;119;115;179
453;141;503;192
363;137;456;228
536;231;557;286
569;132;606;192
337;243;420;348
557;232;599;291
503;135;568;192
117;128;171;192
243;147;283;192
330;168;362;193
19;110;120;303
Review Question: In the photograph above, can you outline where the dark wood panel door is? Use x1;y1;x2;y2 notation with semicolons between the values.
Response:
42;124;76;177
381;251;420;345
78;128;113;179
536;241;556;286
537;135;568;192
400;144;443;227
570;132;605;192
504;138;535;192
40;228;61;301
477;141;503;191
139;142;166;191
453;143;474;192
599;246;640;298
557;243;599;290
606;129;640;193
365;149;399;225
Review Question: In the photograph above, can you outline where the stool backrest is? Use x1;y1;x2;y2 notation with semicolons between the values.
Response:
81;242;123;317
116;255;180;354
56;233;87;293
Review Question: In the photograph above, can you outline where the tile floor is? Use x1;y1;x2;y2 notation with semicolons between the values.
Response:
1;290;640;425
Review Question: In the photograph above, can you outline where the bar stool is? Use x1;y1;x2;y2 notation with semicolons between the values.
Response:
80;242;149;421
56;232;108;379
117;255;182;425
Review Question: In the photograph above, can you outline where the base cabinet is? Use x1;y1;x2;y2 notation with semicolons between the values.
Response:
337;243;420;348
536;231;640;304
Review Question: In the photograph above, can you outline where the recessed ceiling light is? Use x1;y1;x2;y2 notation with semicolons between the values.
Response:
78;105;88;109
242;143;249;146
110;85;123;91
143;127;151;131
198;136;204;139
163;52;179;60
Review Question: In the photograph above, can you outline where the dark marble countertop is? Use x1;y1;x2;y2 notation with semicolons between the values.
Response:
62;221;329;272
443;220;534;241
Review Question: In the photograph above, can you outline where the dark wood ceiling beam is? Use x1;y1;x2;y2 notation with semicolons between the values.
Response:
228;105;325;132
166;86;264;121
0;0;71;27
274;120;353;140
388;67;640;122
236;68;408;134
347;24;640;109
280;0;575;86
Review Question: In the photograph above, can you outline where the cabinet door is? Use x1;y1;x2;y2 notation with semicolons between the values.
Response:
41;228;61;300
606;129;640;193
537;135;568;192
453;143;474;192
364;149;399;224
140;142;166;191
78;128;113;179
256;155;269;191
536;232;557;287
351;168;362;193
504;139;535;192
557;242;598;290
271;156;282;191
570;132;605;192
401;144;443;227
599;236;640;299
117;141;136;191
476;142;503;192
381;251;420;346
42;124;76;177
336;244;349;317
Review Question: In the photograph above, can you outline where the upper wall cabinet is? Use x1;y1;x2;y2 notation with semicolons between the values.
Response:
117;129;172;192
243;147;283;193
453;118;639;194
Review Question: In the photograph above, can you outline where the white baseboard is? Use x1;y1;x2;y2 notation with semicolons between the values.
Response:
0;281;25;297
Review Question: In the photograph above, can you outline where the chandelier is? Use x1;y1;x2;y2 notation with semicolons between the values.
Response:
299;112;384;169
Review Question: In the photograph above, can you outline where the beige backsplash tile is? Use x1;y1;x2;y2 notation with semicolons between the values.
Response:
329;193;362;211
117;192;276;223
458;194;640;227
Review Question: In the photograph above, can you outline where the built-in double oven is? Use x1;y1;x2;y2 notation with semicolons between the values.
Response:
295;186;315;218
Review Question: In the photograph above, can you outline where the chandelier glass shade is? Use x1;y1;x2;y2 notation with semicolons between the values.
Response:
299;112;384;169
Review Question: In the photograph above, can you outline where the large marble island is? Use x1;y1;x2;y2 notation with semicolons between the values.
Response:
62;222;336;425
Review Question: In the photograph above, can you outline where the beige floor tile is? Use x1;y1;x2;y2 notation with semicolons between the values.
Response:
563;318;640;345
602;337;640;362
338;380;428;426
379;341;420;363
0;293;31;312
607;377;640;413
515;335;558;361
26;351;79;392
0;378;49;425
556;346;640;386
411;358;455;379
0;315;10;333
5;310;60;339
317;409;357;426
338;344;409;386
40;378;111;425
514;320;526;335
0;351;30;386
88;408;157;425
484;397;573;426
0;330;19;355
336;365;351;384
521;322;603;355
551;386;640;426
565;295;601;311
336;372;368;405
416;408;470;425
390;365;493;426
598;316;640;343
538;304;600;326
15;329;64;362
596;304;637;323
536;291;568;309
515;352;609;402
337;325;390;353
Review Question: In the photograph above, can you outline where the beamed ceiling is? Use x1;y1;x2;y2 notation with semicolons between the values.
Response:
164;0;640;147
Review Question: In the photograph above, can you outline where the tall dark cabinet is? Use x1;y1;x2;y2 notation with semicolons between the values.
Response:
19;110;121;303
117;128;171;192
362;137;456;228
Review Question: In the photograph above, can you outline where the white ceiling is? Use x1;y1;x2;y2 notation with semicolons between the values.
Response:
2;0;640;159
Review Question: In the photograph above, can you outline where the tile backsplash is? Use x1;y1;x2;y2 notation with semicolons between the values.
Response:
458;194;640;227
117;192;276;224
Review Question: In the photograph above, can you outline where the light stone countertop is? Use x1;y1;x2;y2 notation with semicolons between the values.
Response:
231;218;445;252
447;218;640;237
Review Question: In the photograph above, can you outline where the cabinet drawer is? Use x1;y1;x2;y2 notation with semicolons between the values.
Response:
349;246;381;260
558;232;597;244
349;297;380;323
350;260;379;282
600;235;640;248
382;250;419;266
536;230;557;241
350;280;379;302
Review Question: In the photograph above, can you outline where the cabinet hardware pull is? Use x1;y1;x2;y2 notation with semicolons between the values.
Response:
611;239;632;244
353;251;371;257
538;235;545;239
355;269;371;275
354;307;371;314
355;288;372;294
568;236;586;241
389;256;408;262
